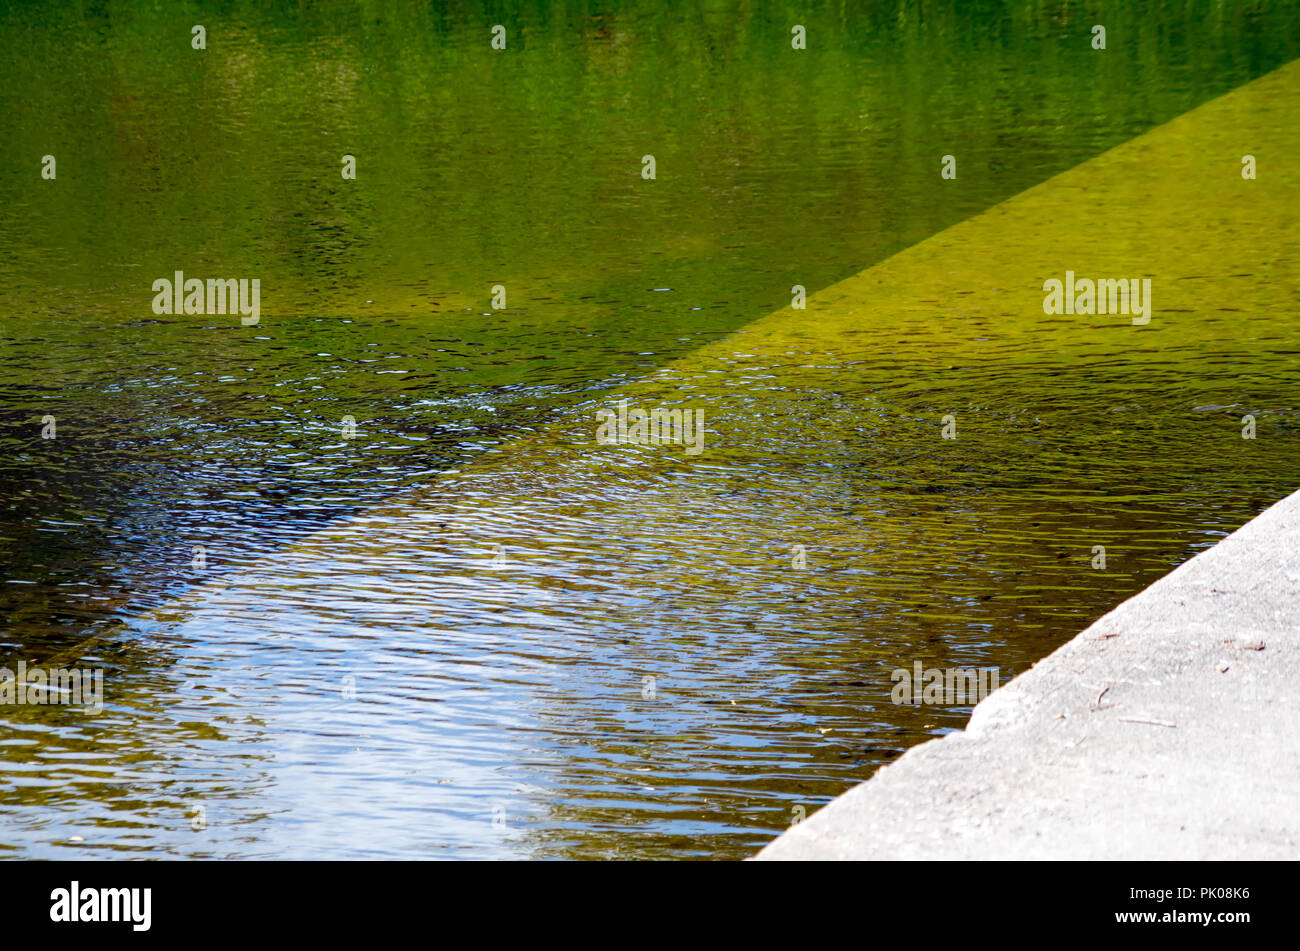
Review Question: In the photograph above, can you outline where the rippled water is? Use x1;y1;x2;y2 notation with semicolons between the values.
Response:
1;1;1299;858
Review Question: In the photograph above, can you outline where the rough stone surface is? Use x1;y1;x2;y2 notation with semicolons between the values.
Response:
756;489;1300;860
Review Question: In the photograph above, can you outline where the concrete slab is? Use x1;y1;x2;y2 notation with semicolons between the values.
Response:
756;487;1300;860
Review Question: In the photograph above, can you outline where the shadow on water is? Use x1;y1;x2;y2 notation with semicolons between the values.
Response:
0;1;1298;857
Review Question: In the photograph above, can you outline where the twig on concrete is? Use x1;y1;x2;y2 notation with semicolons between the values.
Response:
1117;717;1177;728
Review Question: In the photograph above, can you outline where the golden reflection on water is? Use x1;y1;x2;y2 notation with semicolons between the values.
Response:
1;4;1299;858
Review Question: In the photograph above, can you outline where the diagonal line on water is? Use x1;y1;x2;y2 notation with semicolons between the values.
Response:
126;55;1300;632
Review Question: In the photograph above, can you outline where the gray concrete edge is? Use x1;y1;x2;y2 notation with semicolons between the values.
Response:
755;489;1300;860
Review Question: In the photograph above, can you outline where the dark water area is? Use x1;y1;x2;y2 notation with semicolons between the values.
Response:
0;1;1298;858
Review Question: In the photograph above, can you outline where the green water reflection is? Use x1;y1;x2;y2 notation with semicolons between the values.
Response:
0;1;1298;858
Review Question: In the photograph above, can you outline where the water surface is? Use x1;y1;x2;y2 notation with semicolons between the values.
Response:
1;1;1299;858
